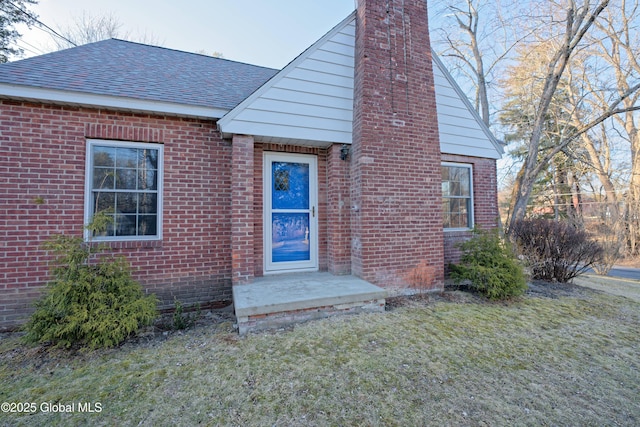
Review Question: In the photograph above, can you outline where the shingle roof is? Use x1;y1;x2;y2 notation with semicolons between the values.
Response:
0;39;278;110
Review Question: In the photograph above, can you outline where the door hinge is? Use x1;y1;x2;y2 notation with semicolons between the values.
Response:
312;206;315;217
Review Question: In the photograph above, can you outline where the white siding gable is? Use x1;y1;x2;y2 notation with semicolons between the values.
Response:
431;53;503;159
219;13;502;159
218;13;356;146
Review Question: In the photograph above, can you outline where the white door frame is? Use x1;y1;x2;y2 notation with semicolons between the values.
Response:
263;152;318;274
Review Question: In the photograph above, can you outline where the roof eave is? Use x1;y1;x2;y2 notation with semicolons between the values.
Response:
0;83;229;120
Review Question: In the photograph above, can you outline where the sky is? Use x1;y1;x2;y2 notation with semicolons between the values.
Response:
16;0;357;69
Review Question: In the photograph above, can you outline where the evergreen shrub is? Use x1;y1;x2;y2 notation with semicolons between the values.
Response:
450;228;527;300
24;216;158;349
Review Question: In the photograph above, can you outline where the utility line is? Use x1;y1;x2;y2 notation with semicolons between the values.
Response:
14;41;40;56
525;200;625;208
15;38;46;56
5;0;77;47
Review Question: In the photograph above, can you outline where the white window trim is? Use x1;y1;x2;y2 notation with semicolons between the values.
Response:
442;162;474;231
84;139;164;242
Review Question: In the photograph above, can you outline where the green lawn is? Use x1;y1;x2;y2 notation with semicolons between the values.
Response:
1;287;639;426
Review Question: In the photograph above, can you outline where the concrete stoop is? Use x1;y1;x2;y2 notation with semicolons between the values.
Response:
232;272;387;335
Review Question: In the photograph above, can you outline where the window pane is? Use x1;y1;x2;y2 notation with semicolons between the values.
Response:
451;167;463;181
116;148;138;168
105;218;116;236
93;167;114;189
460;174;470;195
441;167;449;181
450;181;461;196
94;146;115;167
451;213;464;228
442;181;450;197
137;169;157;190
139;215;157;236
92;213;115;237
272;212;311;262
448;198;458;213
442;200;451;228
465;199;471;225
115;214;137;236
139;149;158;169
139;193;157;214
94;192;115;213
272;162;310;210
115;168;137;189
116;193;137;214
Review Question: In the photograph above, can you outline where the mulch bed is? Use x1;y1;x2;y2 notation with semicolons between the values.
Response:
385;279;597;310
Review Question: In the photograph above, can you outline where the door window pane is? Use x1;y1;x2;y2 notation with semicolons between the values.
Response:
272;162;309;210
272;212;311;262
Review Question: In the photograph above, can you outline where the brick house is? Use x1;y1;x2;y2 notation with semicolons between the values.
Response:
0;0;502;331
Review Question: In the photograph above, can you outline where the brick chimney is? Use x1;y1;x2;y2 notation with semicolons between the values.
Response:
351;0;444;290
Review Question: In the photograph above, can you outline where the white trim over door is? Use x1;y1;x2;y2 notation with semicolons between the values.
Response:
263;152;318;273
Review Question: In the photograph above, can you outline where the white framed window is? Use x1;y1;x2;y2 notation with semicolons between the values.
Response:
442;162;474;230
84;139;163;241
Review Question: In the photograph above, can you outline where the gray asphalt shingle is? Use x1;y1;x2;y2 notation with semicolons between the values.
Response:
0;39;278;110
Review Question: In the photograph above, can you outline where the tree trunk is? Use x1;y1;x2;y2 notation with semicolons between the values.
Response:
508;163;536;231
506;1;610;233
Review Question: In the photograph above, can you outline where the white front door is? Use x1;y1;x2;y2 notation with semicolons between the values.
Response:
264;152;318;273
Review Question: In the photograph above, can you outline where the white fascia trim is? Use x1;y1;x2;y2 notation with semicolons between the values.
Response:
0;83;229;119
431;53;504;157
217;11;357;137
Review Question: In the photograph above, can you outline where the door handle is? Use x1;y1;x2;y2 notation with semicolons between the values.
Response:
312;206;315;217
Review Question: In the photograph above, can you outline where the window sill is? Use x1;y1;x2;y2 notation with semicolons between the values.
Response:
90;239;163;250
444;228;473;234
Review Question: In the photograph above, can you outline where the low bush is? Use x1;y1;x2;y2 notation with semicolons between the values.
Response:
172;299;201;330
23;217;158;349
509;218;603;282
449;228;527;300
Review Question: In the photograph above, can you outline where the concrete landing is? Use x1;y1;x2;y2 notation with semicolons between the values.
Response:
233;272;387;334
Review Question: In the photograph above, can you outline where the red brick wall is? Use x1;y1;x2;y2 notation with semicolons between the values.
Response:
441;153;500;268
351;0;444;290
326;144;351;275
231;135;255;285
0;100;233;330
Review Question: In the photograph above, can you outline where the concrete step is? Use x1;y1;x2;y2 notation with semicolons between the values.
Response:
233;272;387;334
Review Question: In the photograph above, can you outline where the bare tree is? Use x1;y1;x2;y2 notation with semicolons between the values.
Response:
550;0;640;255
586;0;640;252
52;11;163;50
500;41;582;221
429;0;529;126
432;0;640;249
566;65;621;217
504;0;640;231
194;50;225;58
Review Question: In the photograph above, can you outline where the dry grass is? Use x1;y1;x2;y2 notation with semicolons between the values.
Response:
1;286;639;426
574;274;640;302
